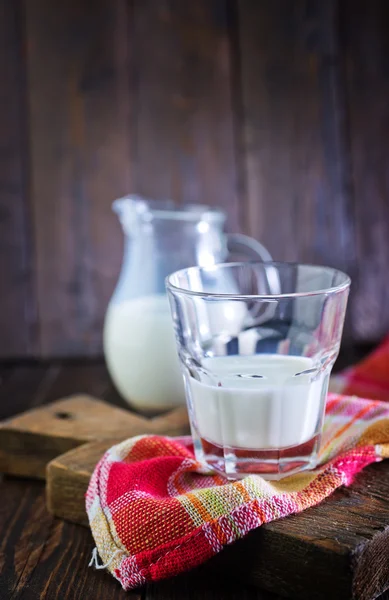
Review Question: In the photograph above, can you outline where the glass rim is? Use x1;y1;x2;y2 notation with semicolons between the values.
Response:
166;261;351;300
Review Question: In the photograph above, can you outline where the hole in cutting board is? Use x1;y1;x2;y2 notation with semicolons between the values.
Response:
55;412;72;420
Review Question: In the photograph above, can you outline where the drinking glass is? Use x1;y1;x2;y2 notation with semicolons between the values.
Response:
166;262;350;479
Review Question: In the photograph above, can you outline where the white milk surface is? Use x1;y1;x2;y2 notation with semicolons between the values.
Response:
104;295;185;410
189;354;326;449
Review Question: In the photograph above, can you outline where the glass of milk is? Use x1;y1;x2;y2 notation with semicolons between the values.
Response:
166;262;350;479
103;196;277;412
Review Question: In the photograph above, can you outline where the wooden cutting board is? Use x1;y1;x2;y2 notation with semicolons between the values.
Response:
0;394;189;479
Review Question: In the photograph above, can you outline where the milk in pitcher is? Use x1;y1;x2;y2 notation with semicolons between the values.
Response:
104;295;185;411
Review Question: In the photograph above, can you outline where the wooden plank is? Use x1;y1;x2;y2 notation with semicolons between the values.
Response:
130;0;239;229
341;0;389;343
25;0;238;358
0;394;189;479
236;0;357;339
25;0;132;357
0;0;37;358
0;479;141;600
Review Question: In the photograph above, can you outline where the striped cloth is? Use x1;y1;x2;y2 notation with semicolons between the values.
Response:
330;335;389;401
86;389;389;589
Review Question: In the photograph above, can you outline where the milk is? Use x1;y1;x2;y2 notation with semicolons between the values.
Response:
103;295;185;410
188;354;327;450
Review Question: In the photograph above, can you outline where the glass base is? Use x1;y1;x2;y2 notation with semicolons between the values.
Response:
194;433;321;480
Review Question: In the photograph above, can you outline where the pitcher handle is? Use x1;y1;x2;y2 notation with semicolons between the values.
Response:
226;233;281;296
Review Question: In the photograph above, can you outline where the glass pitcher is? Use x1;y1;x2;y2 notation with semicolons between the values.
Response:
103;195;275;412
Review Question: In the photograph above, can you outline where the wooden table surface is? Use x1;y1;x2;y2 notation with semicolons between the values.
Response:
0;361;286;600
0;348;377;600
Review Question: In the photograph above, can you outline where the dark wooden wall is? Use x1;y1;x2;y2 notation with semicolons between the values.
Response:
1;0;389;358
